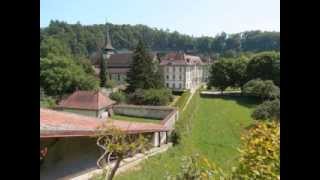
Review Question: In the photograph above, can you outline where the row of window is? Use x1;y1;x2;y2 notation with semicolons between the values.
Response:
166;83;183;89
166;75;183;80
166;66;183;72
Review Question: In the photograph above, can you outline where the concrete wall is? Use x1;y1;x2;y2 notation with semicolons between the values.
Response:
62;108;98;117
162;110;179;135
40;137;101;180
62;108;108;119
113;105;173;119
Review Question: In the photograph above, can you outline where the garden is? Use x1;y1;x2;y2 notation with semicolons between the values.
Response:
101;91;260;180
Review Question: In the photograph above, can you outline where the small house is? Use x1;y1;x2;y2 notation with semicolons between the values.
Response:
58;90;116;119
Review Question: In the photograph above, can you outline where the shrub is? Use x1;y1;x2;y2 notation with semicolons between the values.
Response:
129;88;172;106
168;154;226;180
109;91;127;104
128;89;147;105
169;130;180;146
243;79;279;100
105;80;116;88
232;121;280;179
40;87;56;108
173;91;191;110
251;99;280;121
40;96;56;108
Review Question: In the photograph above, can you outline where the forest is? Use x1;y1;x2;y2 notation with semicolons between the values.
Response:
40;20;280;59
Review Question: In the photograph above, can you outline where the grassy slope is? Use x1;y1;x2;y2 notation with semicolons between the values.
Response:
111;114;162;124
114;94;258;180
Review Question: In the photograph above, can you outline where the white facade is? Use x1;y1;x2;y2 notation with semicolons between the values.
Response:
162;63;204;91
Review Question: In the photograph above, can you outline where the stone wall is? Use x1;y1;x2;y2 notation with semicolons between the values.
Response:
112;105;174;119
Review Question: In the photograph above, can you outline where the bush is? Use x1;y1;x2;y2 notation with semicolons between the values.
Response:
109;91;127;104
243;79;279;100
169;130;180;146
252;99;280;121
173;91;191;110
40;87;56;108
40;96;56;108
128;89;146;105
105;80;116;88
129;88;172;106
168;154;226;180
232;121;280;179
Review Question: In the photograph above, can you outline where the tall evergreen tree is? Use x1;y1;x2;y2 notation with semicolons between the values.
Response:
126;40;162;92
99;52;107;87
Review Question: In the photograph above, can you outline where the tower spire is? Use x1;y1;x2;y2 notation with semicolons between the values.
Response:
104;20;114;51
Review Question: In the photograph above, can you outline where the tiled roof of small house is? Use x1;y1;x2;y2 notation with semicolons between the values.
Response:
160;52;203;66
40;108;169;138
58;90;116;110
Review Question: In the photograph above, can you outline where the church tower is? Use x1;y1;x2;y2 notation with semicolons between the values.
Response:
102;23;115;61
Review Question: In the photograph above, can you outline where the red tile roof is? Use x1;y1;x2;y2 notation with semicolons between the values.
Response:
160;52;203;66
40;109;169;138
58;90;116;110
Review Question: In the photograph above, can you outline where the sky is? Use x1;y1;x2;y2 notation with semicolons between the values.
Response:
40;0;279;37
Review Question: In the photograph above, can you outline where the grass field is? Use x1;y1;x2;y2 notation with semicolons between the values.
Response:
111;114;162;124
111;92;259;180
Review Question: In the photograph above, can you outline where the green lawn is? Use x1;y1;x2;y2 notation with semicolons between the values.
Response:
110;93;258;180
111;114;162;124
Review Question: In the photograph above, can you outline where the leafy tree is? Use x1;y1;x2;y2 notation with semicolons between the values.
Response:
95;125;150;180
99;54;107;87
40;37;71;58
40;55;99;97
251;99;280;121
230;57;249;90
126;40;163;92
208;59;232;92
77;58;95;75
247;52;280;86
41;21;280;59
232;121;280;179
225;34;241;52
243;79;280;100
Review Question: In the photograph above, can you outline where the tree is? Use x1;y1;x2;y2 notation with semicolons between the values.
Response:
40;37;71;58
232;121;280;179
230;57;249;90
126;40;162;92
95;125;150;180
40;55;99;97
208;59;232;93
41;21;280;60
243;79;280;100
99;54;107;87
251;99;280;121
246;52;280;86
